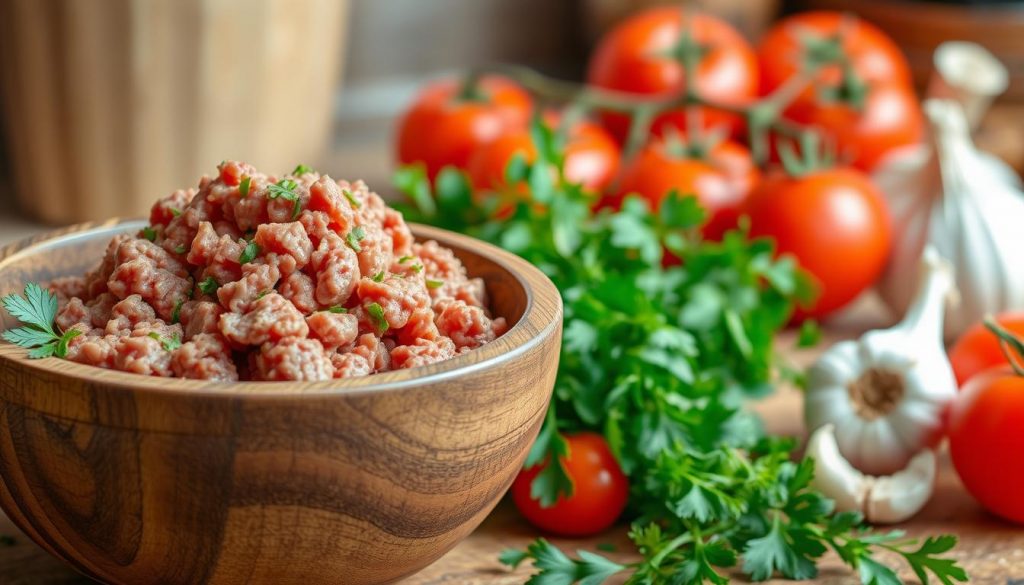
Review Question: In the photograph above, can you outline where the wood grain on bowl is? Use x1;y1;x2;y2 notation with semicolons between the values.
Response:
0;220;563;585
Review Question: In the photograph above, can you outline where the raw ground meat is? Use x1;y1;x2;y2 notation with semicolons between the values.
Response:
40;161;508;381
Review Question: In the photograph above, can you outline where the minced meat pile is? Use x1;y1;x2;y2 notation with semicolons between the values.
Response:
47;161;508;381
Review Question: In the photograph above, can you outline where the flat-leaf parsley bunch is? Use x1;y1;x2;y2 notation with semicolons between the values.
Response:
397;117;964;584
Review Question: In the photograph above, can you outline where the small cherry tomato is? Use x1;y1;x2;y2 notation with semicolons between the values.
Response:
613;136;758;240
395;76;532;180
466;116;620;195
511;432;629;537
758;11;913;106
949;367;1024;523
949;313;1024;387
587;8;759;142
744;167;892;319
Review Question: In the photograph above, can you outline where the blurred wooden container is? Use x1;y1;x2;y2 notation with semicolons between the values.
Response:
0;0;349;225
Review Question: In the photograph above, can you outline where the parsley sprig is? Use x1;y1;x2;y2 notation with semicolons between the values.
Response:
395;115;965;585
1;283;81;359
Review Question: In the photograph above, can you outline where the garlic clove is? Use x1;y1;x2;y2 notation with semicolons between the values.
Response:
834;416;913;477
865;449;938;524
885;395;946;452
806;424;869;514
805;424;937;525
806;341;861;387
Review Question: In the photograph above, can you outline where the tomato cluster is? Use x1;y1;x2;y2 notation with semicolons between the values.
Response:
395;8;923;536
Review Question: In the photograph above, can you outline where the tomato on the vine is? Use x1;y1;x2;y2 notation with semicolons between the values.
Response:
758;11;913;106
510;432;629;537
789;81;923;171
949;367;1024;523
587;8;759;142
744;167;891;319
395;76;532;180
612;135;758;240
467;116;620;195
758;12;920;170
949;313;1024;387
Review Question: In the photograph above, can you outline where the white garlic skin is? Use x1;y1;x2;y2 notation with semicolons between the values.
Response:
875;98;1024;340
805;248;957;477
806;424;937;524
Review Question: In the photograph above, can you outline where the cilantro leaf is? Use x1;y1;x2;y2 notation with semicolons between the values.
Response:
2;283;57;335
239;241;260;264
148;332;182;352
292;163;313;175
1;284;81;359
525;409;574;508
141;226;158;242
239;175;251;198
198;277;219;296
342;189;361;208
426;279;444;289
506;539;626;585
366;302;388;332
346;226;366;252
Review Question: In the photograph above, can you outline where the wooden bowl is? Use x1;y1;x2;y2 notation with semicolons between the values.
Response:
0;219;562;585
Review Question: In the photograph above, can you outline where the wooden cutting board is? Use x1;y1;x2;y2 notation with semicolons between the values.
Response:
1;297;1022;584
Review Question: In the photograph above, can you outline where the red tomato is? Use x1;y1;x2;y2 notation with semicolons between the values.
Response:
949;367;1024;523
758;11;913;105
758;12;919;170
511;432;629;537
587;8;759;141
949;313;1024;387
613;137;758;240
395;76;532;180
744;168;892;319
467;117;620;194
789;82;923;171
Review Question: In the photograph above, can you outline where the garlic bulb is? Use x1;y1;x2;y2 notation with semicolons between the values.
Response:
805;247;956;476
805;424;937;524
874;98;1024;339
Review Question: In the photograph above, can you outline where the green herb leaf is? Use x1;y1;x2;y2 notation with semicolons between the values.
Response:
239;241;260;264
198;277;219;296
147;331;181;352
503;539;626;585
2;283;57;335
1;284;81;359
505;151;530;184
170;299;184;324
267;178;303;219
426;279;444;289
798;319;822;348
372;271;386;282
398;255;413;264
292;163;313;175
141;226;158;242
366;302;388;332
174;245;187;255
239;175;251;198
169;207;182;218
346;226;366;252
326;305;348;314
255;290;272;300
343;189;361;209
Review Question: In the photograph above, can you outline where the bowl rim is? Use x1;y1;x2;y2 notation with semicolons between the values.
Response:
0;218;562;399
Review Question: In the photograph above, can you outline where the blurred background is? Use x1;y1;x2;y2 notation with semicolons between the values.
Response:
1;0;1023;238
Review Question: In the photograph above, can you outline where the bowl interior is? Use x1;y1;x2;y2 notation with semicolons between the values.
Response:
0;220;542;394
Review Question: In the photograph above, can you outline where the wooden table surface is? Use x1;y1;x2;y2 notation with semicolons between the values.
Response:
0;296;1021;584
